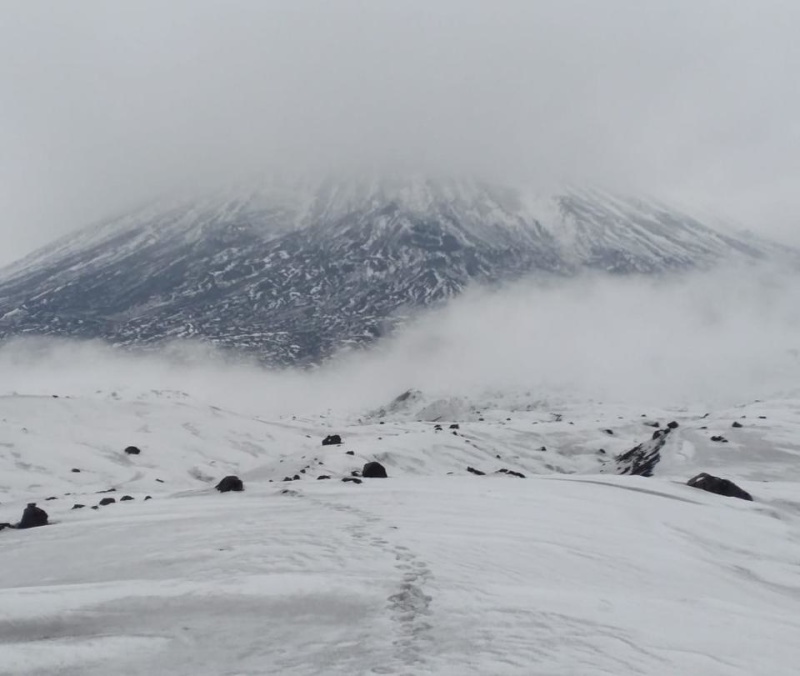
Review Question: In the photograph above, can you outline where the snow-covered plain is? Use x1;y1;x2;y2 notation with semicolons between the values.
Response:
2;378;800;676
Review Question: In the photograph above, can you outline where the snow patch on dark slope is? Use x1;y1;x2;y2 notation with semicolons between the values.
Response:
0;177;786;365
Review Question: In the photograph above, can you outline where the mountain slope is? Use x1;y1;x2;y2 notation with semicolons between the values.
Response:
0;177;780;364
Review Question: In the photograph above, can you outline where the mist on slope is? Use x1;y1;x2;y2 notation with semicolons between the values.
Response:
1;265;799;416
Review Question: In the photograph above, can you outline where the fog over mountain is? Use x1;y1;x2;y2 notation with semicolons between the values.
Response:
2;0;800;264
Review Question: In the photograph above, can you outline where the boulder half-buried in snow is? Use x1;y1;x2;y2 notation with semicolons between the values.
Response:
687;473;753;501
216;475;244;493
362;461;388;478
17;503;49;529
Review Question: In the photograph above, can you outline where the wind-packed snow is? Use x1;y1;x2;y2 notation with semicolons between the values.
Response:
2;383;800;675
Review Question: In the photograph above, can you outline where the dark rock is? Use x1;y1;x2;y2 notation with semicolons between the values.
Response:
293;474;301;481
451;430;458;436
667;421;679;429
496;468;526;478
144;496;152;501
342;477;362;484
598;449;606;455
91;506;99;510
466;466;486;476
604;429;614;435
283;476;294;482
644;421;660;428
17;503;49;529
616;428;671;477
124;446;141;455
434;424;443;431
98;497;116;506
538;446;547;452
362;461;388;478
71;468;81;473
45;496;58;501
215;475;244;493
0;522;14;531
97;488;117;494
732;421;743;428
351;470;361;477
317;475;331;480
345;450;355;456
155;478;164;483
710;435;728;443
322;434;342;446
120;495;134;502
687;473;753;501
72;504;85;510
758;416;767;420
450;423;460;429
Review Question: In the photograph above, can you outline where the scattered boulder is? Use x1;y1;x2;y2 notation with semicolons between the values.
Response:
0;522;13;531
120;495;134;502
45;496;58;501
124;446;141;455
283;476;294;482
667;421;679;429
687;473;753;501
18;503;49;529
71;468;81;473
345;450;355;456
97;488;117;494
293;474;301;481
155;478;164;483
496;468;526;478
322;434;342;446
434;424;443;431
466;466;486;476
449;423;460;430
144;496;152;501
362;461;388;478
317;475;331;480
758;416;767;420
732;421;743;429
72;504;85;510
215;475;244;493
91;506;98;510
342;477;362;484
710;435;729;443
604;429;614;435
98;497;116;506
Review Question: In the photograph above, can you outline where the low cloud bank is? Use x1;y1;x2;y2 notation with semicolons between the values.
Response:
1;265;799;415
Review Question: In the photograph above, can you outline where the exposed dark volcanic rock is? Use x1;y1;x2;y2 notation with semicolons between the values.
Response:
0;177;780;365
615;429;672;477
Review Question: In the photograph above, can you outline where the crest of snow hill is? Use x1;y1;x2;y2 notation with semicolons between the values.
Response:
0;177;785;365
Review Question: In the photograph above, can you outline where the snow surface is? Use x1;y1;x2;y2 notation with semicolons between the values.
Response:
2;386;800;675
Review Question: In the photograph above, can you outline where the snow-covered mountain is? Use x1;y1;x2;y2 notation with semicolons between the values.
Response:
0;177;780;364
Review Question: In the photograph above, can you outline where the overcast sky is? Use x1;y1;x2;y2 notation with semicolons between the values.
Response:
1;0;799;264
